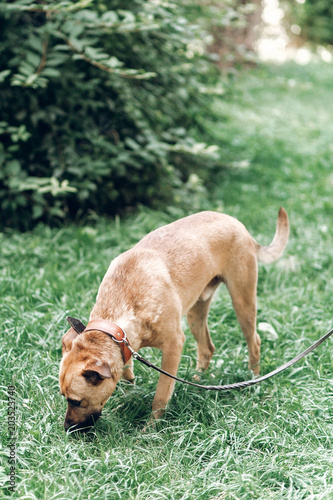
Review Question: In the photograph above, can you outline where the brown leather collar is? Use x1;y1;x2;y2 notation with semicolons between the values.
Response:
83;319;132;364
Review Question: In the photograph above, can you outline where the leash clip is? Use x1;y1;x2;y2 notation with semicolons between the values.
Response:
123;341;137;357
115;335;138;358
119;339;139;361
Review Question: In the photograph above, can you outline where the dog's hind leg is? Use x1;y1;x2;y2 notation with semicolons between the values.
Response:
187;296;216;373
225;255;261;375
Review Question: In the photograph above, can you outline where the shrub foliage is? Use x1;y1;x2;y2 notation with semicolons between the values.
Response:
0;0;219;228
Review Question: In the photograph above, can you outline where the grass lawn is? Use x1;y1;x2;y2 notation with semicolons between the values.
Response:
1;60;333;499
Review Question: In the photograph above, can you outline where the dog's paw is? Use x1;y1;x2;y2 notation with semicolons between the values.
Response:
122;365;135;383
142;418;156;433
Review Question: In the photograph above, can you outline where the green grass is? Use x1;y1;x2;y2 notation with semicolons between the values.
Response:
1;60;333;499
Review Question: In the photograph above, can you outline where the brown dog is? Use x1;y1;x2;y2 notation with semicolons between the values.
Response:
59;208;289;431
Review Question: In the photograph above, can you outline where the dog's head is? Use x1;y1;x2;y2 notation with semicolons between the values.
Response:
59;322;123;432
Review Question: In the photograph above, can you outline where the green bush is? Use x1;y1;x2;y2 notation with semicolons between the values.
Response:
0;0;220;229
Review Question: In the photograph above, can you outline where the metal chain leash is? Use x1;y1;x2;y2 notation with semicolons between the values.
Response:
123;327;333;391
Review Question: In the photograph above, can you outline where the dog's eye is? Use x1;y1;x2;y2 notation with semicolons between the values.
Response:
67;399;81;407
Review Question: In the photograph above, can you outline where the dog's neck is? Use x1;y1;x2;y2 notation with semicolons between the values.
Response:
89;258;159;352
89;306;142;352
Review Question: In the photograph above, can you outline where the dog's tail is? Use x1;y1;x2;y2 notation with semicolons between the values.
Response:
255;207;290;264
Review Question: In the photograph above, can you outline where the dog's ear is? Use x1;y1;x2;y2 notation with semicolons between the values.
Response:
81;360;112;385
62;317;87;355
62;328;79;355
66;317;86;334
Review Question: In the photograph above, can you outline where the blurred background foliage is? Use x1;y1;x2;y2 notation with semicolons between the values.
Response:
281;0;333;46
0;0;332;229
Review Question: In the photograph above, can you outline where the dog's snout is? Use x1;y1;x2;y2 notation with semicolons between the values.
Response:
64;412;101;432
64;418;75;432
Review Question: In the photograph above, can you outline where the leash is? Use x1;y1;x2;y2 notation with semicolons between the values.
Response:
67;317;333;391
125;327;333;391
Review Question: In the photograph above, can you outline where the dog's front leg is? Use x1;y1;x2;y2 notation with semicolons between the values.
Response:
122;363;135;384
151;331;185;420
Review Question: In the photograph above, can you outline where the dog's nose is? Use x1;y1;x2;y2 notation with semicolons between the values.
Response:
64;419;74;432
64;412;101;432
